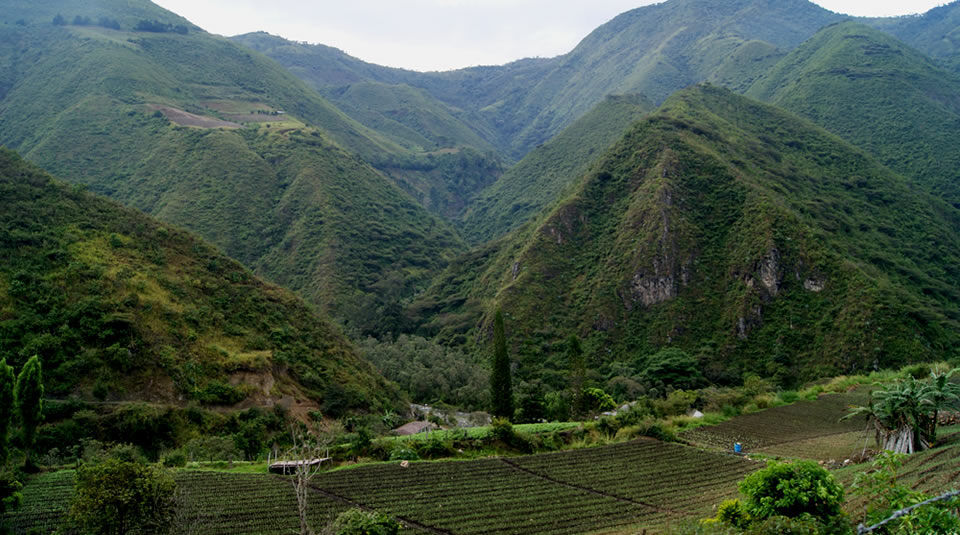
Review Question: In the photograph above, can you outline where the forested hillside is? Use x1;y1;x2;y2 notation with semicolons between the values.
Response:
0;0;464;334
747;22;960;207
411;86;960;390
0;149;402;413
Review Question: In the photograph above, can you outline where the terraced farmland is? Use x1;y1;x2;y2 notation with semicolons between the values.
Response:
681;390;872;459
5;439;756;534
3;470;379;535
312;439;757;534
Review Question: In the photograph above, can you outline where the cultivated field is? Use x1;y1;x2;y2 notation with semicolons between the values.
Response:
4;439;756;534
681;390;872;459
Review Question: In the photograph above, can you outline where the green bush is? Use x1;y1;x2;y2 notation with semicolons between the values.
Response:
715;499;751;529
69;458;175;534
739;461;845;524
388;448;419;462
330;508;400;535
161;450;187;468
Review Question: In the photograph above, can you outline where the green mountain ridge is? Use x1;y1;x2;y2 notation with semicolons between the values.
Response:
411;86;960;388
460;94;654;244
0;0;465;334
237;0;847;160
746;22;960;207
0;148;402;413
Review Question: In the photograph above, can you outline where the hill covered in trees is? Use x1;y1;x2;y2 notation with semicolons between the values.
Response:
0;149;402;414
0;0;464;334
747;22;960;208
411;86;960;390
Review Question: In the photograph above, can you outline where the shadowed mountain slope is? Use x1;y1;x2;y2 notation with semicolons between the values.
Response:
460;94;654;244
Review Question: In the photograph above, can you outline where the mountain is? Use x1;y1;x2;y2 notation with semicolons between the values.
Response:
747;22;960;207
237;0;845;159
0;148;402;414
460;94;654;244
867;1;960;71
0;0;464;334
231;32;508;219
411;86;960;387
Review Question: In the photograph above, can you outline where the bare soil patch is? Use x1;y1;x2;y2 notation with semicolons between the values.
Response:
149;105;241;129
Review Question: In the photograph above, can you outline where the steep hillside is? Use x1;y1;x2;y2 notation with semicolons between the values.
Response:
747;22;960;207
0;149;402;413
412;86;960;387
0;1;464;333
460;94;654;244
490;0;842;156
867;1;960;70
231;32;508;218
233;1;843;159
232;32;498;153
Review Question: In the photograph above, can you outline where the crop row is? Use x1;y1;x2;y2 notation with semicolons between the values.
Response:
307;439;760;533
681;391;870;451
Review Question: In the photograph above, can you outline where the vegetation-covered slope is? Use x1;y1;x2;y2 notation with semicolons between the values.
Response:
460;94;653;244
0;149;402;412
233;0;844;159
0;1;464;332
867;1;960;71
231;32;507;219
412;86;960;387
747;22;960;207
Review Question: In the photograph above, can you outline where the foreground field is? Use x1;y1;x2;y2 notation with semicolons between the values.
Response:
4;439;756;534
11;392;953;535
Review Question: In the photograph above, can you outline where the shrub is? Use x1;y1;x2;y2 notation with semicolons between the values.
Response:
716;499;751;528
388;448;419;462
162;450;187;468
642;348;706;393
739;460;845;523
330;508;400;535
69;458;176;534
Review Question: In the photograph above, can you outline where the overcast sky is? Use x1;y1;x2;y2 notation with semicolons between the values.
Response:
152;0;948;71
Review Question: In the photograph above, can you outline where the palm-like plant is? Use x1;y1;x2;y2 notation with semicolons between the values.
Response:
844;368;959;454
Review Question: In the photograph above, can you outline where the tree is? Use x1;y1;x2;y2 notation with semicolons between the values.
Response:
284;426;334;535
844;369;960;454
52;14;67;25
14;355;43;466
641;347;705;394
739;460;845;522
705;460;848;532
566;335;586;417
489;310;513;419
0;359;14;465
69;458;176;535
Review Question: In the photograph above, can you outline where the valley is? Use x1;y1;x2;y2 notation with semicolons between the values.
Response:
0;0;959;533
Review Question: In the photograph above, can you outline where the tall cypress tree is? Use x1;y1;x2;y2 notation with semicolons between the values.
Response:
566;335;586;418
15;355;44;466
490;310;513;419
0;359;14;465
